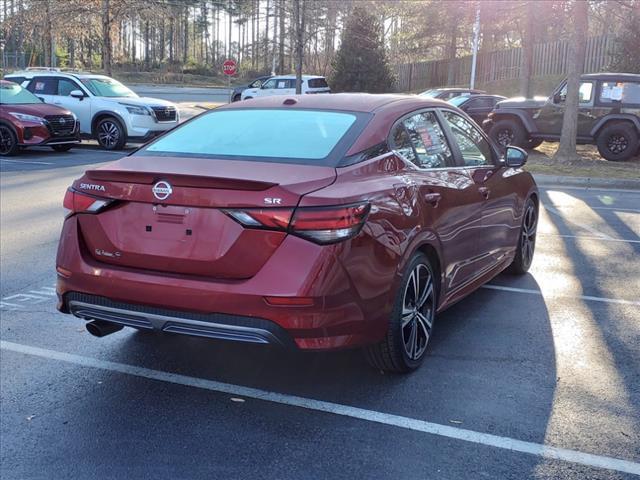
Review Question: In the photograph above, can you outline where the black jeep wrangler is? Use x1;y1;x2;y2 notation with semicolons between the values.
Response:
483;73;640;161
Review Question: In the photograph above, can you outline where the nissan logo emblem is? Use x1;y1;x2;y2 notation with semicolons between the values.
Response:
152;180;173;201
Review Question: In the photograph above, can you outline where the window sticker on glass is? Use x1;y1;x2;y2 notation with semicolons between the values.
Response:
35;82;45;91
277;80;287;89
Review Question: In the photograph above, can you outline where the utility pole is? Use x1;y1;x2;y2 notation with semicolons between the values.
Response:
470;4;480;89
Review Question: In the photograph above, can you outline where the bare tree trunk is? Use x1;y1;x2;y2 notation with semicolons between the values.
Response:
183;6;189;64
169;17;174;63
519;1;535;97
293;0;305;94
43;0;52;66
278;0;285;74
553;0;588;163
144;20;150;69
101;0;112;74
446;22;457;85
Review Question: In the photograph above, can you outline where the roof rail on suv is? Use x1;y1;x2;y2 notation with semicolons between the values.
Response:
25;67;61;72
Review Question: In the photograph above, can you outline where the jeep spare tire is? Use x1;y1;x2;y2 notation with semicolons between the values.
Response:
489;119;528;149
596;122;639;162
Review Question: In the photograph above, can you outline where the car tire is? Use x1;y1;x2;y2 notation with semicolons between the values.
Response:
489;118;528;148
365;253;437;373
507;197;538;275
96;117;126;150
596;122;639;162
51;144;73;152
526;139;543;150
0;124;20;157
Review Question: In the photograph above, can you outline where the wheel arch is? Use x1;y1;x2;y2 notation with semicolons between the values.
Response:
91;111;128;137
590;115;640;138
491;109;537;134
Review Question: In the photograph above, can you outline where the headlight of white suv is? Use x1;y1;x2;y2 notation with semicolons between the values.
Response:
120;104;151;116
9;112;45;124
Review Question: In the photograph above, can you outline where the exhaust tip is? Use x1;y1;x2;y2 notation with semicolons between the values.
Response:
86;320;123;338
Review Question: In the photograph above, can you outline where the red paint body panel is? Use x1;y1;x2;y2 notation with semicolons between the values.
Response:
56;93;537;350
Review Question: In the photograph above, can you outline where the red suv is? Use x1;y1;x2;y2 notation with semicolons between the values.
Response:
0;80;80;156
56;94;538;372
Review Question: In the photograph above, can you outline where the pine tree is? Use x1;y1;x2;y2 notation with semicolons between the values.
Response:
330;7;395;93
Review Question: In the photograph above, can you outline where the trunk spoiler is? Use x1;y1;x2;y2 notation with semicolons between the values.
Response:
85;169;277;191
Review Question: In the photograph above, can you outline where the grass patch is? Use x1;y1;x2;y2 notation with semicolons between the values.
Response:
525;142;640;179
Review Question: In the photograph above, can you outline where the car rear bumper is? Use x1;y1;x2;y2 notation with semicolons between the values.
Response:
56;216;391;350
65;292;296;347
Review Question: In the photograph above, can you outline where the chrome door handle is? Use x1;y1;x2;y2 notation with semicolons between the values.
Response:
479;187;490;199
424;192;441;206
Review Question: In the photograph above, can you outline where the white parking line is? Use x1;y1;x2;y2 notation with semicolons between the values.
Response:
482;285;640;306
1;340;638;475
539;233;640;244
0;159;54;165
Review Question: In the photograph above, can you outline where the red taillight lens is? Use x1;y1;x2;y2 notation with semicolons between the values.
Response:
63;188;114;215
223;208;294;230
290;203;370;244
224;203;370;244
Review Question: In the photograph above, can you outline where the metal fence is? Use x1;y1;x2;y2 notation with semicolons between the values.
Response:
1;51;27;70
395;35;617;92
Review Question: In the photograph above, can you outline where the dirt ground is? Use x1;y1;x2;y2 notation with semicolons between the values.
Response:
525;142;640;179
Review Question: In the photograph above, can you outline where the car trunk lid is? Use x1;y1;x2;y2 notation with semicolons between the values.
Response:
74;155;336;279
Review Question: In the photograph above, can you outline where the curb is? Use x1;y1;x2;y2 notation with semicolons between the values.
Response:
532;173;640;190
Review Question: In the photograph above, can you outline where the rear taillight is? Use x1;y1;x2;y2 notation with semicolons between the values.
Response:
223;202;370;244
63;188;114;215
290;203;370;244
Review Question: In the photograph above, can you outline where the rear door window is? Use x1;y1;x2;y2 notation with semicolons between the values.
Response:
28;77;57;95
391;111;453;169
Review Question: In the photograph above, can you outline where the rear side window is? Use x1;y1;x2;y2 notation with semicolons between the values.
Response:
143;109;360;163
308;78;329;89
599;81;640;104
28;77;57;95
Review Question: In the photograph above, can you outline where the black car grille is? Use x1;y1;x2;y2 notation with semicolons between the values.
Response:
151;106;177;122
44;115;76;136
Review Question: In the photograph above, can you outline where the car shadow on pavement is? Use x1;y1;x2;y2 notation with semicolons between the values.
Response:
96;273;559;458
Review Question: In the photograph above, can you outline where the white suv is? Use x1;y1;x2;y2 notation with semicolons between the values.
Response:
240;75;330;100
5;70;179;150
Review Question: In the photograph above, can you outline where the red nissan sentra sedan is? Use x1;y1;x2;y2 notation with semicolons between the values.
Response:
56;94;538;372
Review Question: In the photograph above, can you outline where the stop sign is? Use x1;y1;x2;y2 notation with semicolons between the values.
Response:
223;59;237;76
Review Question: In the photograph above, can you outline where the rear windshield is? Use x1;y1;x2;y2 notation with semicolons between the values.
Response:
307;78;329;89
142;109;362;164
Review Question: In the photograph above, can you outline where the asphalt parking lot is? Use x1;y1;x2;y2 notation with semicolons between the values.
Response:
1;148;639;479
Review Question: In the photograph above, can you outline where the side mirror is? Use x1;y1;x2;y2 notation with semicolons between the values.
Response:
505;146;528;167
70;89;85;99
